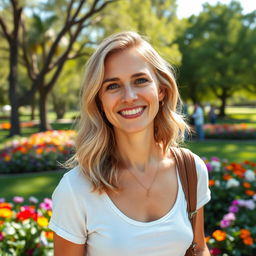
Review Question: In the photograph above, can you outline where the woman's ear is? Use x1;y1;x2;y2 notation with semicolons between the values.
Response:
158;86;166;101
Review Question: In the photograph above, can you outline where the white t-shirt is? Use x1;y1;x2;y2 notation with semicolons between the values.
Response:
49;153;211;256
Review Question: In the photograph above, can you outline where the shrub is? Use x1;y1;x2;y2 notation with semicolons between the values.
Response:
0;130;75;174
203;157;256;255
0;196;53;255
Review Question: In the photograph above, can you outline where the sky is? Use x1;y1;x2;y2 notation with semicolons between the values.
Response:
176;0;256;18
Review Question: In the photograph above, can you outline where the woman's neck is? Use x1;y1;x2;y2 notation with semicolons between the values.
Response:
114;128;162;172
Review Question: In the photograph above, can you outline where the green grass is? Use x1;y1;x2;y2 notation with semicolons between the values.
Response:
185;141;256;162
1;141;255;200
0;170;64;201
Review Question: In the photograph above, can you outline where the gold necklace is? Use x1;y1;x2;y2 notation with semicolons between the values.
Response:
128;157;160;197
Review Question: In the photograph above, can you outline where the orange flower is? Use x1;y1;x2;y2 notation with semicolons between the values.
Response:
4;155;11;161
243;237;253;245
0;203;12;210
209;180;215;187
212;230;226;241
35;148;44;155
205;236;210;243
223;174;232;181
245;190;255;196
243;182;251;188
44;231;54;240
240;229;251;239
225;165;233;171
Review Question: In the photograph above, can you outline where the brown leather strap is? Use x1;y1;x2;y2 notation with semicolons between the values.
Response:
170;147;198;254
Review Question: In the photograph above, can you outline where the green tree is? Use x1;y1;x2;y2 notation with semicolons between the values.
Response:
0;0;117;135
95;0;181;65
177;1;255;115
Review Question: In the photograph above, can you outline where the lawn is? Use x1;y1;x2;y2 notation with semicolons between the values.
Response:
1;140;255;201
0;170;64;201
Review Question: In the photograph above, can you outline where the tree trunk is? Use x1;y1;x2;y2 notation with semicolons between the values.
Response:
30;93;36;121
9;39;20;136
39;87;52;131
219;92;227;117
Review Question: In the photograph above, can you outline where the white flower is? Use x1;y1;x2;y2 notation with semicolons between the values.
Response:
215;180;220;187
245;170;255;182
226;178;239;188
210;160;221;172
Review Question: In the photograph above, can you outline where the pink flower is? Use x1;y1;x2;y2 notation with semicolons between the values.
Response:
0;198;5;203
0;232;4;241
40;198;52;210
223;212;236;221
13;196;24;204
210;248;222;255
220;219;231;228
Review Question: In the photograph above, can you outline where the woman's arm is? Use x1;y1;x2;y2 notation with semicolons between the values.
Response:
53;232;86;256
193;207;211;256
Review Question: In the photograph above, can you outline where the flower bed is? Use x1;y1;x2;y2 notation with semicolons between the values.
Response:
0;130;75;174
0;196;53;255
204;124;256;140
204;157;256;255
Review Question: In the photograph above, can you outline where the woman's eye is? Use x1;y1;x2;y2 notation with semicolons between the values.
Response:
135;78;149;84
106;83;119;90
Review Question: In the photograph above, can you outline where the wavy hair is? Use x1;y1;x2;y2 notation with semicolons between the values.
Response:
67;31;189;193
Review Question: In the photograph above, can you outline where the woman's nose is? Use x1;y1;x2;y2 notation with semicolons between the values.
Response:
122;86;138;103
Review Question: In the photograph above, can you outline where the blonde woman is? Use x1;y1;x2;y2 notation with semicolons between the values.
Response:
49;31;211;256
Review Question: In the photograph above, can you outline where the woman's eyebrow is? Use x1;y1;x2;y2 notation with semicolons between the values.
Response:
102;77;120;84
131;72;148;78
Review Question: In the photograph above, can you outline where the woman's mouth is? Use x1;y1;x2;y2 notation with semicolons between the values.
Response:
118;106;145;119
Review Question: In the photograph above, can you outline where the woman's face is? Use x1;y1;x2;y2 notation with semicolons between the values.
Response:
98;47;165;135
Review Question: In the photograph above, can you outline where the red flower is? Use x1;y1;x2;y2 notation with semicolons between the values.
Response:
210;248;222;255
16;206;38;221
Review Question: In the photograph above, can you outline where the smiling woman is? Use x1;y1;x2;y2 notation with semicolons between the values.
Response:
48;31;211;256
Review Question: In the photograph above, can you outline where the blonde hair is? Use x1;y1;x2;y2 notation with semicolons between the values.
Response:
67;31;189;193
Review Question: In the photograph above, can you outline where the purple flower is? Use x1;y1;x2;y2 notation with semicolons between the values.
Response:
0;198;5;203
231;200;239;206
40;198;52;211
223;212;236;221
206;163;213;172
29;196;39;204
237;199;246;207
13;196;24;204
211;157;219;161
220;219;231;228
244;200;255;210
228;205;239;213
253;194;256;201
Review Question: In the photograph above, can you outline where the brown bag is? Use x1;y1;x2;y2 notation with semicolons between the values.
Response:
170;147;198;256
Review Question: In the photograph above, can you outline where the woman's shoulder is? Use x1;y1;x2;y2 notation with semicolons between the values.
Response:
53;166;93;197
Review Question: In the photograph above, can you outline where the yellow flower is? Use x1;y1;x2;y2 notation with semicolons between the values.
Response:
37;216;49;227
47;210;52;217
0;208;13;218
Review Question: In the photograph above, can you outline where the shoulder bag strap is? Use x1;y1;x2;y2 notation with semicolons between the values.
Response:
170;147;198;255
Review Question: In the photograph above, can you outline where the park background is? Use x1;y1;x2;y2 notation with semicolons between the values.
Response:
0;0;255;255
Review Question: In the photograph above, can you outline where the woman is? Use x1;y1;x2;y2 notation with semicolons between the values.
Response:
49;31;211;256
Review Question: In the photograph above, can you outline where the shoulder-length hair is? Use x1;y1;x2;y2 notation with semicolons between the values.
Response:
67;31;189;193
